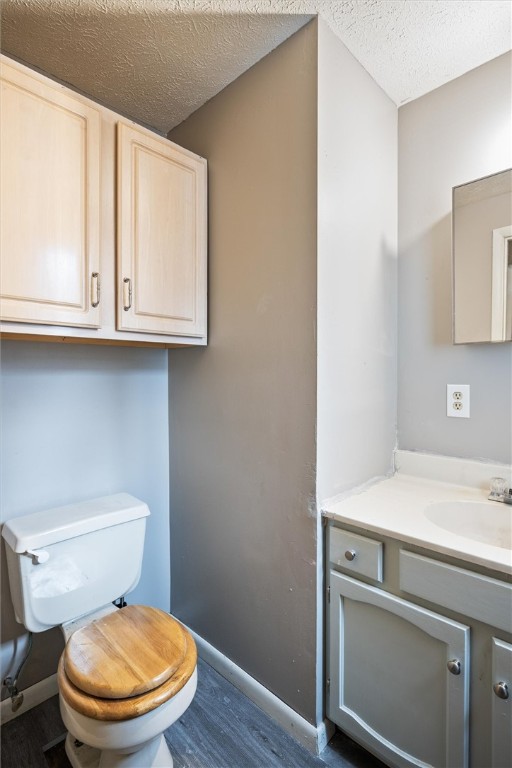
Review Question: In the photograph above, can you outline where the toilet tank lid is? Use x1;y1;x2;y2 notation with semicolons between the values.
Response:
2;493;150;553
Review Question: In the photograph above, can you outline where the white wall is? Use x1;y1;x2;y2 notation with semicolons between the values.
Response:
316;17;398;504
0;341;170;693
398;52;512;463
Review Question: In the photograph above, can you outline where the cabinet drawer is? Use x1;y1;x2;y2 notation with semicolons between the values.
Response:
329;527;383;582
400;550;512;633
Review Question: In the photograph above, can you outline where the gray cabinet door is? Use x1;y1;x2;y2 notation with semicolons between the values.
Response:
492;637;512;768
328;570;470;768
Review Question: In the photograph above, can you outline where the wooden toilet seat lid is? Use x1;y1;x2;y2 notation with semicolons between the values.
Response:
63;605;190;699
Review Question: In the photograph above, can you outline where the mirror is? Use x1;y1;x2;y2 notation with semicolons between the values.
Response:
453;169;512;344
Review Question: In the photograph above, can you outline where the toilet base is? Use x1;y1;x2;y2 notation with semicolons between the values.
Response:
65;732;173;768
64;736;100;768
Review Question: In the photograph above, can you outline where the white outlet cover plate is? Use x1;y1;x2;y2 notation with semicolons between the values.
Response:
447;384;470;418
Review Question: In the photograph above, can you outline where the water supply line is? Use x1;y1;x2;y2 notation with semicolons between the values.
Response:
3;631;33;712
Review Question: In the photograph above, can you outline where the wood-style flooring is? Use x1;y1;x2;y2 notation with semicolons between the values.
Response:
1;658;386;768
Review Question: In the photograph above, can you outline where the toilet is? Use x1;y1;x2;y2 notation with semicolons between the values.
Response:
2;493;197;768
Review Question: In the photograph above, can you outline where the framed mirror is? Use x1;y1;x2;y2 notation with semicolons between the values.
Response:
452;169;512;344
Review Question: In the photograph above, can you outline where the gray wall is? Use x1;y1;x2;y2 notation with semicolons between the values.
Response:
168;22;319;723
398;52;512;463
0;341;170;694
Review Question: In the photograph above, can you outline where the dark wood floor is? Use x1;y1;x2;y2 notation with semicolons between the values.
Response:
1;658;386;768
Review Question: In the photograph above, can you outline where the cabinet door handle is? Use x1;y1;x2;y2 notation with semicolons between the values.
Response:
493;681;509;699
344;549;357;562
447;659;461;675
123;277;132;311
91;272;101;307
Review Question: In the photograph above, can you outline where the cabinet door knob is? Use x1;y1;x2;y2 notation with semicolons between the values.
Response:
493;682;509;699
344;549;357;562
447;659;461;675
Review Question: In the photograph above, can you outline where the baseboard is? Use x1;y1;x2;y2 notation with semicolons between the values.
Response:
189;628;334;755
0;673;58;724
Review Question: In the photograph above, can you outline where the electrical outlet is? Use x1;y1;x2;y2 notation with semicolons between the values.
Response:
447;384;470;418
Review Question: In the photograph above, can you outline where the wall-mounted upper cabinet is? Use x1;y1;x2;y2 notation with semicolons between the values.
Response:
117;123;206;338
0;60;102;329
0;56;207;348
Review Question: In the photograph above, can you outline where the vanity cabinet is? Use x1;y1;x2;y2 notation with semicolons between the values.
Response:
326;520;512;768
0;55;207;347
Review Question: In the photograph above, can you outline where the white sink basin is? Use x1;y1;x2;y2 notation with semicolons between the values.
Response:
425;501;512;549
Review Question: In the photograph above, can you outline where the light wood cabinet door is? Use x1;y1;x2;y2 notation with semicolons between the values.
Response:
117;122;207;338
328;570;470;768
0;60;101;327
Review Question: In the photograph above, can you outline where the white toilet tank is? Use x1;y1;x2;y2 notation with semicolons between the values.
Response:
2;493;150;633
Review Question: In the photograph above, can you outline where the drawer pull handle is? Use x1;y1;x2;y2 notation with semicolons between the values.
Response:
91;272;101;307
344;549;357;562
123;277;132;311
447;659;461;675
493;682;509;700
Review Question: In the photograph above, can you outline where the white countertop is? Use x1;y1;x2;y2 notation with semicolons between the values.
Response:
322;453;512;576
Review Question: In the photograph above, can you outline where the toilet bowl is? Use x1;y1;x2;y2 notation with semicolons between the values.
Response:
57;604;197;768
1;494;197;768
60;672;197;768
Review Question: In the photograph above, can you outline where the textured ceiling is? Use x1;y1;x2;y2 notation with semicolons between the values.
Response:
1;1;511;133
